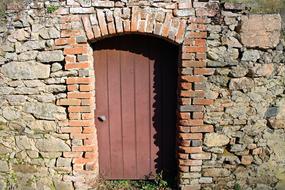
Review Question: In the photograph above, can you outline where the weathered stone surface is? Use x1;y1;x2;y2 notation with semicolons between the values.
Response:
35;136;70;152
24;102;64;120
2;107;21;121
54;180;74;190
229;77;254;90
29;120;57;132
249;64;274;77
0;161;9;172
37;50;64;63
1;61;50;79
56;157;72;167
240;14;282;49
51;63;62;72
242;50;260;62
203;168;230;177
18;51;38;61
15;136;35;150
204;133;230;147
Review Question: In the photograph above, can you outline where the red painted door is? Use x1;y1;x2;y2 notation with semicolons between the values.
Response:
94;35;178;180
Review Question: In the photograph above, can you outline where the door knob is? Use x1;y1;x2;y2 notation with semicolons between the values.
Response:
98;115;106;122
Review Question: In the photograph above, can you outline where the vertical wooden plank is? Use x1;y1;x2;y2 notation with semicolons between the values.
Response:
135;40;151;178
107;44;124;179
121;38;137;178
94;49;111;178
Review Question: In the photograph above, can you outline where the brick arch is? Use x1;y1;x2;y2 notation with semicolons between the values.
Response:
81;7;187;44
58;6;210;189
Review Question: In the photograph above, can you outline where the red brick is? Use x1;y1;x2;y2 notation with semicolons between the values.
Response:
192;112;204;119
68;92;93;99
182;60;206;68
193;98;214;105
57;98;81;106
69;120;94;127
181;76;204;82
180;90;205;98
178;126;190;133
84;138;97;145
83;127;95;134
179;159;202;166
176;19;187;43
82;16;94;40
179;98;191;105
66;77;93;84
80;85;94;91
69;113;81;120
82;113;93;120
65;63;89;70
187;31;207;38
73;157;95;164
179;133;203;140
61;30;82;38
180;119;204;126
71;133;93;139
81;99;94;106
65;55;76;63
196;53;206;60
180;82;192;90
194;68;215;75
191;125;214;133
178;112;191;120
68;106;92;113
61;127;82;133
64;46;88;55
183;46;206;53
63;152;83;158
67;85;78;91
179;146;202;153
189;17;207;24
72;145;96;152
178;2;192;9
85;152;97;159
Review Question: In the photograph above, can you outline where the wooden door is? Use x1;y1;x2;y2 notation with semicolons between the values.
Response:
94;35;178;180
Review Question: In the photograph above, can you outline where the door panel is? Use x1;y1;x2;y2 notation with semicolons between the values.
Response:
94;35;178;180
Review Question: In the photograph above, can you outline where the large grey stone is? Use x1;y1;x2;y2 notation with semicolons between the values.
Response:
229;77;254;90
203;168;230;177
29;120;57;132
204;133;230;147
35;136;70;152
37;50;64;63
18;51;39;61
242;50;260;62
53;180;74;190
16;41;45;53
0;160;9;172
1;61;50;79
24;102;63;120
15;136;35;150
2;107;21;121
240;14;282;49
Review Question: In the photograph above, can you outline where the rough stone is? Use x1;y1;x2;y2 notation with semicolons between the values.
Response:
51;63;63;72
2;107;21;121
242;50;260;62
18;51;39;61
1;61;50;79
35;136;70;152
203;168;231;177
229;77;254;90
204;133;230;147
24;102;64;120
54;180;74;190
0;161;9;172
37;50;64;63
240;14;282;49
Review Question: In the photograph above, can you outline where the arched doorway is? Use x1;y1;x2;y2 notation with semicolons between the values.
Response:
93;34;179;181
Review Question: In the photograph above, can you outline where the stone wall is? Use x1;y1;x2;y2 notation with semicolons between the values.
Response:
0;0;284;190
203;3;285;190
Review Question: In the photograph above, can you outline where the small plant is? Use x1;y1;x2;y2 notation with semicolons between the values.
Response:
234;183;241;190
46;5;59;14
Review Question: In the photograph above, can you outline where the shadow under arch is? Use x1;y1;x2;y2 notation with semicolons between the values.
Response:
90;31;182;46
92;34;180;187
